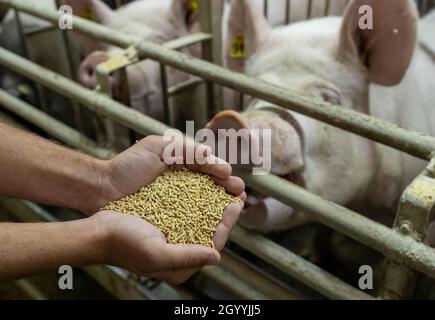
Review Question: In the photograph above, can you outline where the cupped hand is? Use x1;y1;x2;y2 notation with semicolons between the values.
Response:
89;135;246;284
93;135;245;213
93;198;244;284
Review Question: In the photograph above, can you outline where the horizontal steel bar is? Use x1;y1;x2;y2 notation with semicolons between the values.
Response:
2;0;435;297
0;46;376;298
235;170;435;281
232;226;373;300
0;47;170;137
164;32;212;51
3;0;435;160
1;197;284;300
220;249;298;300
201;266;270;300
0;88;113;159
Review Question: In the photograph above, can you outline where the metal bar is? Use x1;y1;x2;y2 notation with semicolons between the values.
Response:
0;46;170;137
210;0;224;113
324;0;331;16
159;63;170;124
1;197;290;300
235;170;435;281
168;77;203;96
200;0;216;117
306;0;312;19
164;32;212;51
201;266;270;300
0;88;113;159
379;158;435;299
0;48;377;299
4;0;434;160
231;227;373;300
2;45;435;284
3;2;435;294
55;0;83;133
12;7;48;114
285;0;291;24
220;250;298;300
0;198;188;300
263;0;269;18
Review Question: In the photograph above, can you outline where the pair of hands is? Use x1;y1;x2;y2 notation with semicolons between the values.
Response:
90;135;246;284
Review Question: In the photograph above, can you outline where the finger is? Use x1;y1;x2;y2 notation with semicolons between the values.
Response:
212;176;245;196
156;243;221;271
213;202;243;251
240;191;247;203
139;135;232;180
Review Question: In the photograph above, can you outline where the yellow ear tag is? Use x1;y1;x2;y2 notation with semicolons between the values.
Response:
188;0;200;12
230;33;246;58
79;8;94;21
17;84;32;97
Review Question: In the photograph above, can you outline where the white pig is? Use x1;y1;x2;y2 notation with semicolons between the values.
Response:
207;0;435;240
74;0;202;121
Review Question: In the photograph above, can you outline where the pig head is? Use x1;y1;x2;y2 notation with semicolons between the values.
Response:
209;0;435;234
72;0;201;121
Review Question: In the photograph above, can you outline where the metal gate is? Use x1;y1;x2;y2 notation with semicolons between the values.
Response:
0;0;435;300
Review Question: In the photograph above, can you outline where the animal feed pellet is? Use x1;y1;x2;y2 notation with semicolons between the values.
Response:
103;168;240;247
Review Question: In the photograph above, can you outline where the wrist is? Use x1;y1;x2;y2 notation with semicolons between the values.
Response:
83;159;119;215
83;214;110;265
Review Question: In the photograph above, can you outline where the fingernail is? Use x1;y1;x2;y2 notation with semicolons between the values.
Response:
207;254;219;265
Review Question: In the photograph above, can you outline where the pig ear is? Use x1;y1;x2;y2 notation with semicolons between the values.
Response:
65;0;114;24
206;110;249;132
226;0;272;73
338;0;417;86
206;111;259;171
64;0;115;55
171;0;201;34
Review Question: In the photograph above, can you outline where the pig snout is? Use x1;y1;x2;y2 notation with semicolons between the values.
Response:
78;51;121;95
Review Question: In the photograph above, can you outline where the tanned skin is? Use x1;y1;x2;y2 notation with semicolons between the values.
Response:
0;122;245;284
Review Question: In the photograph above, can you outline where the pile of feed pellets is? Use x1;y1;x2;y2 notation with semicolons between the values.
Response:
103;168;240;247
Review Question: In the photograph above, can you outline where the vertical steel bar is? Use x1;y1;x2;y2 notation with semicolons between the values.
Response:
96;66;117;148
263;0;269;18
13;9;48;113
324;0;331;16
285;0;291;24
211;0;224;112
55;0;83;133
200;0;224;118
115;0;123;9
200;0;214;119
159;63;170;125
307;0;313;19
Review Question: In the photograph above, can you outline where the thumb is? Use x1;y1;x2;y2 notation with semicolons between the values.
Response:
158;244;221;271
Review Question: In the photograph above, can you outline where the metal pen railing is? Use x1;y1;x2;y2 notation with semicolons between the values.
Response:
1;0;435;300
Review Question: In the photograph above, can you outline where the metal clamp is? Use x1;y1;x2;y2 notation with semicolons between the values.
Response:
379;157;435;299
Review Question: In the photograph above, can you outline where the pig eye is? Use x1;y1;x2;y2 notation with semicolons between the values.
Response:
318;87;341;106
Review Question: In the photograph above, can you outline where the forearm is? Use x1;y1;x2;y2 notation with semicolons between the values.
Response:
0;217;105;283
0;122;112;214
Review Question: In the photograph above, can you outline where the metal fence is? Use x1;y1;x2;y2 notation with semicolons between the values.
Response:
0;0;435;300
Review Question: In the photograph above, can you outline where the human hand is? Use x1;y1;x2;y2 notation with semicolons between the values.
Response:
91;135;245;214
92;197;244;284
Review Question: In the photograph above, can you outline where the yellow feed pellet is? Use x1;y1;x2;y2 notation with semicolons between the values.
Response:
103;168;240;247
